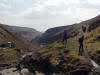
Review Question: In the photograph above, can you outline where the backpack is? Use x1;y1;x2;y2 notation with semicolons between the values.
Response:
78;36;84;43
78;37;81;43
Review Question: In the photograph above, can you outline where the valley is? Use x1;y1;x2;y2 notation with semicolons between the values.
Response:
0;15;100;75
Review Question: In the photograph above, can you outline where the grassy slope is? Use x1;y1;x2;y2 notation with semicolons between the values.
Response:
0;48;18;64
1;23;100;74
32;41;91;74
32;24;100;74
0;48;26;65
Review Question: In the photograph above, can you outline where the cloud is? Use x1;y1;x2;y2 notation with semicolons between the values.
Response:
0;0;100;32
66;0;80;4
3;0;24;3
34;1;46;12
44;0;62;6
0;3;11;9
87;0;100;6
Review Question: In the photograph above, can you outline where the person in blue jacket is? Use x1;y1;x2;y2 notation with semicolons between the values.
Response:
62;30;68;47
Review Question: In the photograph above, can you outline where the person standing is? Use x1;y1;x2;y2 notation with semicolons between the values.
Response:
78;25;86;56
82;25;86;33
62;30;68;47
78;35;84;56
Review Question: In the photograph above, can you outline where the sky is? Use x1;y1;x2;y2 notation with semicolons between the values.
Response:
0;0;100;32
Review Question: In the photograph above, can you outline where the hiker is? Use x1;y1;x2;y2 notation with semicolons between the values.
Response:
82;25;86;33
78;25;87;56
78;35;84;56
62;30;68;47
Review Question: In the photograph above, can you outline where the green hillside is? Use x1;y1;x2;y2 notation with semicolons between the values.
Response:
31;23;100;75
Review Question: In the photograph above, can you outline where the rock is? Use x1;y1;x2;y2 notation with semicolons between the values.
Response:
0;68;29;75
2;72;13;75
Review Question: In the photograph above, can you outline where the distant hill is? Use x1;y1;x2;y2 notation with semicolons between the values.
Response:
32;15;100;45
0;24;36;50
32;24;79;44
5;25;41;41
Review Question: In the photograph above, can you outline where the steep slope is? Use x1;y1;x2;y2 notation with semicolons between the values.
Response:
5;25;41;41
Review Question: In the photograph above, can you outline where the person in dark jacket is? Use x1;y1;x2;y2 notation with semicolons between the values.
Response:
62;30;68;47
82;25;86;33
78;35;84;56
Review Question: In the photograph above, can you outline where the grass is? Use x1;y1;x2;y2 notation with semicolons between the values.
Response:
0;48;19;64
32;41;92;74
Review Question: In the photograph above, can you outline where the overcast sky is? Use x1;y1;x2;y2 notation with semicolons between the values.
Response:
0;0;100;32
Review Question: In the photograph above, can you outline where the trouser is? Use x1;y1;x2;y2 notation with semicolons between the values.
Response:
62;38;67;47
79;44;84;56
